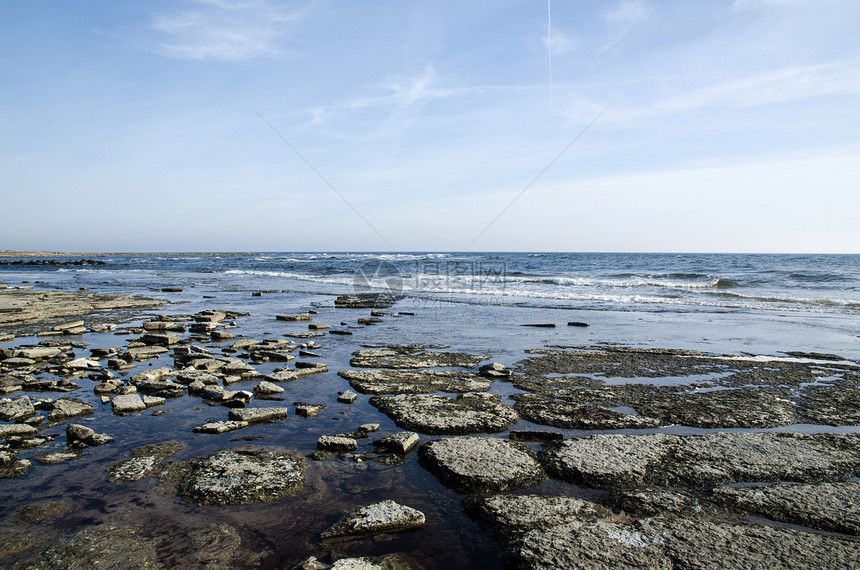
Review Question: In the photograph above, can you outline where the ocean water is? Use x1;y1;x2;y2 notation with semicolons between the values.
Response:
1;252;859;567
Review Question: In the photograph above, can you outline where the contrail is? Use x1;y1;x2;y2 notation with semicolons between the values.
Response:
548;0;552;106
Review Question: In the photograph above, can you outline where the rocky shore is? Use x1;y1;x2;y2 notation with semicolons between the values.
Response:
1;281;859;569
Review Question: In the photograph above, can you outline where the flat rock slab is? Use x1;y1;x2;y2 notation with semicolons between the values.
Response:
0;396;35;421
31;450;83;465
106;442;183;482
540;432;860;489
193;420;250;434
179;446;306;505
321;500;425;539
111;393;147;415
464;494;613;542
0;423;38;438
338;369;492;394
798;386;860;426
636;387;796;428
373;431;420;455
713;481;860;535
514;395;663;430
419;437;546;494
350;350;490;369
227;407;289;423
318;435;358;452
504;518;860;570
48;397;95;421
370;393;519;435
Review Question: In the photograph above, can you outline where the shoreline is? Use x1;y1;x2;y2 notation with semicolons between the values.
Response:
0;276;859;568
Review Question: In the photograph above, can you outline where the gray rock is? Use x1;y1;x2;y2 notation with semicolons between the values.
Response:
373;431;420;455
111;394;147;415
47;397;95;421
66;423;95;443
337;390;358;404
798;386;860;426
370;393;519;435
227;407;289;423
540;432;860;489
193;420;250;434
31;450;83;465
253;381;284;397
0;423;38;438
321;500;425;539
505;517;860;570
350;349;489;369
599;488;706;518
514;395;663;430
317;435;358;452
464;494;613;542
13;346;63;360
276;313;313;321
0;395;35;421
106;441;183;482
179;446;306;505
713;481;860;535
334;294;397;309
294;402;327;417
338;369;491;395
419;437;546;494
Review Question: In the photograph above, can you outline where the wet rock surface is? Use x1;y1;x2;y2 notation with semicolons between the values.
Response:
540;432;860;489
503;518;860;570
106;441;183;482
797;386;860;425
419;437;546;494
350;348;490;369
712;481;860;535
179;446;306;505
513;394;662;430
338;368;491;394
370;393;519;435
321;499;425;539
464;494;613;542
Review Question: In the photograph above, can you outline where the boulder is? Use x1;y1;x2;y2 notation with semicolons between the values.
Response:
47;398;95;421
0;395;35;422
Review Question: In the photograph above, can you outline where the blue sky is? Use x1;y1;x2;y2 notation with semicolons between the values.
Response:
1;0;858;253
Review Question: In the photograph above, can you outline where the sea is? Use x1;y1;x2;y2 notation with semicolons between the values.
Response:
0;252;858;567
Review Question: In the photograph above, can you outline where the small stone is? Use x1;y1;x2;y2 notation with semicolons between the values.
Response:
337;390;358;404
317;435;358;452
66;423;95;443
227;407;289;423
373;431;420;454
111;394;147;415
321;500;425;539
193;420;250;434
294;402;327;417
48;397;95;421
253;381;284;397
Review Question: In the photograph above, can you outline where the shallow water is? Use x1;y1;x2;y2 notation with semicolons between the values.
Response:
1;253;859;567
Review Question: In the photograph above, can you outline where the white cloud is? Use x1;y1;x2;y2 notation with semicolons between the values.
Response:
604;0;649;26
615;60;860;120
600;0;649;53
543;29;577;55
150;0;307;61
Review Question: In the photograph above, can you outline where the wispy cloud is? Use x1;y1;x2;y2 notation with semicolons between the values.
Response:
150;0;307;61
643;59;860;115
305;66;474;125
600;0;649;53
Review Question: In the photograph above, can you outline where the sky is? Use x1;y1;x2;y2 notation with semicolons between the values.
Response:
1;0;858;253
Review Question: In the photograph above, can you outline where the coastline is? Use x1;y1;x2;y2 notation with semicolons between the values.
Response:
0;258;859;568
